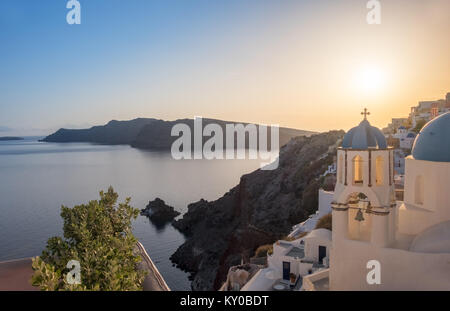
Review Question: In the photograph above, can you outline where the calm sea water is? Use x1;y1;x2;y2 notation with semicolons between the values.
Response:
0;137;262;290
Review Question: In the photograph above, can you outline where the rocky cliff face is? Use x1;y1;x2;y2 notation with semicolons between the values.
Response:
170;130;344;291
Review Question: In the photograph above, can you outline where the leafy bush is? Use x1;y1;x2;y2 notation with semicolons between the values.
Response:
413;119;427;133
31;187;146;291
254;244;273;258
315;213;332;231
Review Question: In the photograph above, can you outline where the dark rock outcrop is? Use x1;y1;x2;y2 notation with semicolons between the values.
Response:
170;131;344;290
141;198;180;224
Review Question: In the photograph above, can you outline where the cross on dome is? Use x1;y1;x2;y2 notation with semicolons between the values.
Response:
361;108;370;120
341;108;387;149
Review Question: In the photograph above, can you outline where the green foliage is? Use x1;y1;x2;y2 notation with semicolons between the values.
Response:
315;213;332;231
413;119;427;133
358;193;368;200
31;187;146;291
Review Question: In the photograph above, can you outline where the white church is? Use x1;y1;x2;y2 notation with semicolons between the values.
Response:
330;110;450;290
240;110;450;291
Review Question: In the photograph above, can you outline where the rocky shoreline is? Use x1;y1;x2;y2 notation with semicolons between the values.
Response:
170;131;344;290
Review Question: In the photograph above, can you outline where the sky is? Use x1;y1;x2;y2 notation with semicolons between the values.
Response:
0;0;449;136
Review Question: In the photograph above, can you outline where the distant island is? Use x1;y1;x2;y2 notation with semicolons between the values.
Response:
41;118;317;150
0;137;24;141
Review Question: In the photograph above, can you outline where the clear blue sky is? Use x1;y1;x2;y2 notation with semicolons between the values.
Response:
1;0;310;135
1;0;449;135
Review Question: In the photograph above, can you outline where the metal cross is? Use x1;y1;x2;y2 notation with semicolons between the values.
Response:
361;108;370;119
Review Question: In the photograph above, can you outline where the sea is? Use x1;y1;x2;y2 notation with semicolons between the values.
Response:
0;137;263;290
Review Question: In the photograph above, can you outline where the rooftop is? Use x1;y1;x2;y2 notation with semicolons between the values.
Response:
342;111;387;150
412;112;450;162
286;247;305;259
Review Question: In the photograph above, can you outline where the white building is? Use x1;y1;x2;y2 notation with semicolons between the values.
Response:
394;126;408;137
322;163;337;176
243;111;450;291
326;112;450;290
409;94;450;128
400;132;416;150
392;126;416;150
241;228;332;291
241;181;334;291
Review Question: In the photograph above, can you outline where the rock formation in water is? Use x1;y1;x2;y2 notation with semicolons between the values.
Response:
141;198;181;224
170;130;344;291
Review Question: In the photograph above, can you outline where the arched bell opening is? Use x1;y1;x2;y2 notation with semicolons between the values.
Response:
346;192;373;242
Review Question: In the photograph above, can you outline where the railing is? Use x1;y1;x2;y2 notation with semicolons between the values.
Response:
136;241;171;291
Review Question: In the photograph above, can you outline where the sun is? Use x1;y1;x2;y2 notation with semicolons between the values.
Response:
354;65;387;94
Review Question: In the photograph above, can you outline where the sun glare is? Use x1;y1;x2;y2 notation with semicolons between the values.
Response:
355;65;387;94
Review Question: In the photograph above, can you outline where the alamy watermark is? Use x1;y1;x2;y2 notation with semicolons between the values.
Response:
367;0;381;25
66;260;81;285
66;0;81;25
171;117;279;170
366;259;381;285
65;2;380;26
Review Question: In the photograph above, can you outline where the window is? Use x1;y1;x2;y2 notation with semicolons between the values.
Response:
353;155;364;185
415;176;424;205
375;156;384;186
339;155;344;184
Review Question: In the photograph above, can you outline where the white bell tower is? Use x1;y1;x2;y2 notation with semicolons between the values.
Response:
332;109;396;247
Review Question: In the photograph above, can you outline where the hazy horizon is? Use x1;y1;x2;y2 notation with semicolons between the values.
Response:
1;0;449;136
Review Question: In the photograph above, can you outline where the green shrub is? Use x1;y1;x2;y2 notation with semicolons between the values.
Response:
413;119;427;133
31;187;146;291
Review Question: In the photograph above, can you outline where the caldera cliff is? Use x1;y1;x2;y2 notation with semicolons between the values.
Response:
170;130;344;290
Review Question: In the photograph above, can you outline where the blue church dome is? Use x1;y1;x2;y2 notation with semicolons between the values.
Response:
412;112;450;162
342;118;387;149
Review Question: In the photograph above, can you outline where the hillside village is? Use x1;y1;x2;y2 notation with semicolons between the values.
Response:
221;91;450;291
1;93;448;292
